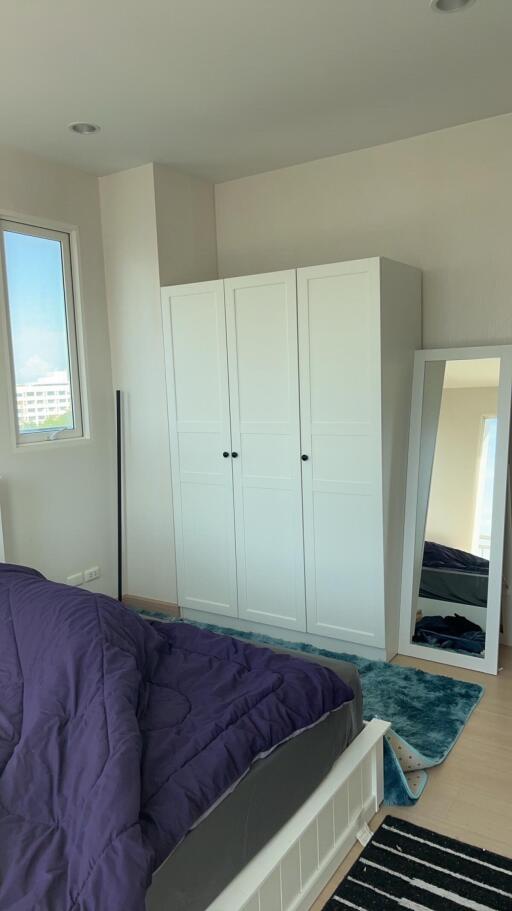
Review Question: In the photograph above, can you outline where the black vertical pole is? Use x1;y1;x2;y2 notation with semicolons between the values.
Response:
116;390;122;602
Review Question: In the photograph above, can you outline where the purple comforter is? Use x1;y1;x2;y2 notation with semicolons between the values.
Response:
0;563;353;910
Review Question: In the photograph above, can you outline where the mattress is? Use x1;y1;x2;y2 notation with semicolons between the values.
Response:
146;648;362;911
420;566;488;608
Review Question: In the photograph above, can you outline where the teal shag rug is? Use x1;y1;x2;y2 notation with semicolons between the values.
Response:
132;609;484;806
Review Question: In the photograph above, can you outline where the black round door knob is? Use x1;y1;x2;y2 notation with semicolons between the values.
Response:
301;454;309;461
222;451;230;458
231;451;239;458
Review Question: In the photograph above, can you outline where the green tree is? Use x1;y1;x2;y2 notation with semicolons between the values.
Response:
20;410;73;432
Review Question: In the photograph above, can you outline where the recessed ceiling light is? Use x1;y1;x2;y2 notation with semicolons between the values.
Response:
68;122;101;135
430;0;476;11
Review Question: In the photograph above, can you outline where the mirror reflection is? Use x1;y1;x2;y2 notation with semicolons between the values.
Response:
412;358;500;658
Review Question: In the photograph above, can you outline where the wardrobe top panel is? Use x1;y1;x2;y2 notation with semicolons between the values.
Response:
161;257;421;292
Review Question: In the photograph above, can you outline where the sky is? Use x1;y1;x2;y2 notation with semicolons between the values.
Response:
3;230;70;386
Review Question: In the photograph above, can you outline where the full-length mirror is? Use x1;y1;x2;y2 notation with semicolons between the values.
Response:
399;347;512;674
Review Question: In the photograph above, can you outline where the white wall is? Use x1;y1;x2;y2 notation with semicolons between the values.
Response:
215;113;512;350
154;163;218;287
0;146;116;594
6;110;512;620
214;112;512;644
100;163;217;602
426;387;498;553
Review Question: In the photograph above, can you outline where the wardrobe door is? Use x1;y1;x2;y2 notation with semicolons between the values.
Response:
161;280;238;616
225;271;306;631
297;260;386;647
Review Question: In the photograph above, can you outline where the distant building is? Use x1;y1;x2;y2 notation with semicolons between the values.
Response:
16;371;72;427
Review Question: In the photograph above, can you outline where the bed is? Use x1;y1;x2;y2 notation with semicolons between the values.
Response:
0;562;386;911
147;647;363;911
417;540;490;635
419;540;489;609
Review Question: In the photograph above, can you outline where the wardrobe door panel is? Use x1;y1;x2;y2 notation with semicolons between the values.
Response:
225;271;306;631
162;281;238;616
298;261;386;646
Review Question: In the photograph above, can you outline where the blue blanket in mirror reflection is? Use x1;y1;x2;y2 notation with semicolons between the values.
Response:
422;541;489;575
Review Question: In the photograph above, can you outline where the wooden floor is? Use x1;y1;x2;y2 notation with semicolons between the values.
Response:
310;644;512;911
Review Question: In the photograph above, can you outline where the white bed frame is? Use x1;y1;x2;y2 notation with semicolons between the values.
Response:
206;718;389;911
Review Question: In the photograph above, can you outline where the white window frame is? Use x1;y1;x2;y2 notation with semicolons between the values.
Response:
0;218;84;445
471;413;497;559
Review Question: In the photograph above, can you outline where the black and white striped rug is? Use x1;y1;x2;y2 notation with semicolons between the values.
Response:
324;816;512;910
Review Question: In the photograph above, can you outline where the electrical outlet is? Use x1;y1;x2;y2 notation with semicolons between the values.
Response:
67;572;84;587
84;566;101;583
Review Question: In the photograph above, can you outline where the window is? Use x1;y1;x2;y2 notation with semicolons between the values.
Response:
0;219;83;444
472;416;497;559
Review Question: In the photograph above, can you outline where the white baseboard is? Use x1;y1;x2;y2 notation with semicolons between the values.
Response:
123;594;180;617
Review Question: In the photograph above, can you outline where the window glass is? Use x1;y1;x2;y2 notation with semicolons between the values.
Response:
1;222;83;443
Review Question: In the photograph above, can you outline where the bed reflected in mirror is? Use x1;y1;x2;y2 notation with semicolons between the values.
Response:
399;346;512;675
413;358;500;659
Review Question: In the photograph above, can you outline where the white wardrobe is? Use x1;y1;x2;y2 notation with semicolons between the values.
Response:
162;258;421;660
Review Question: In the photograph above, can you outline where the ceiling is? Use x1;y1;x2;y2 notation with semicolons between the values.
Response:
2;0;512;182
444;359;500;388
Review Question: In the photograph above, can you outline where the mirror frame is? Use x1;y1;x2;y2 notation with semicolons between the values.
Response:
399;345;512;675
